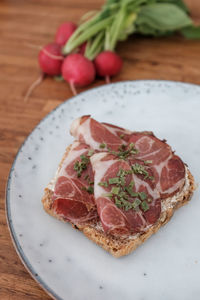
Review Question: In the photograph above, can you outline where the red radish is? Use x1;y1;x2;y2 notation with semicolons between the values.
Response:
55;22;77;46
62;53;95;95
94;51;123;83
38;43;63;75
79;42;87;55
24;43;64;102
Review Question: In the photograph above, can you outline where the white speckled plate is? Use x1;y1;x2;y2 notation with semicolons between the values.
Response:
6;81;200;300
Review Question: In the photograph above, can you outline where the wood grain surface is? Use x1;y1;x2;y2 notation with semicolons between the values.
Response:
0;0;200;299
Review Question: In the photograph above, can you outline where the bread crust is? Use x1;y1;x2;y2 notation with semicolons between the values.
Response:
42;147;195;258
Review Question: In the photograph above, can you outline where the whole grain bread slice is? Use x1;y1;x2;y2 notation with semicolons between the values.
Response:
42;146;195;258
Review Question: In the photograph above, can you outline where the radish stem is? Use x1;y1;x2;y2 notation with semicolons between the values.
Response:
42;48;64;60
63;16;113;54
25;43;64;60
109;6;126;51
105;75;110;84
24;73;44;103
69;82;77;96
65;13;100;46
85;31;105;60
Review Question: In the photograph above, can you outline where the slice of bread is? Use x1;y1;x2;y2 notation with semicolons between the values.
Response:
42;145;195;258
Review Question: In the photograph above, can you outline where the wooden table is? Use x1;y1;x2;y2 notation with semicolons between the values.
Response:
0;0;200;299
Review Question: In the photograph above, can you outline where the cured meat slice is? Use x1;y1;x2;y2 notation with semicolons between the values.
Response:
102;122;131;142
54;116;186;234
97;197;131;235
60;141;94;187
128;160;161;225
52;177;96;223
154;154;186;198
70;115;129;151
90;152;161;236
129;133;186;198
52;141;97;224
128;133;171;165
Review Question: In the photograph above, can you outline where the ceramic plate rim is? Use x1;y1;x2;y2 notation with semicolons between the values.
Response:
5;79;200;300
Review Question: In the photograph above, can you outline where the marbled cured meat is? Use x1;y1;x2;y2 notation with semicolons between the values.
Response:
52;116;186;236
52;141;97;225
70;115;131;151
90;153;161;235
129;133;185;198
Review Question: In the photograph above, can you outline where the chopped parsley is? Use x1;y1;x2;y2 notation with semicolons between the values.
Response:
144;160;152;165
98;181;108;187
115;197;141;211
132;198;142;209
108;177;120;184
141;201;149;212
74;154;94;194
99;143;107;149
103;192;113;198
107;143;139;160
87;186;94;194
74;155;90;177
98;167;150;212
87;149;94;157
125;181;137;197
120;134;124;139
117;169;132;186
111;186;120;195
131;163;154;180
83;174;94;186
82;186;94;194
128;143;139;155
139;191;147;201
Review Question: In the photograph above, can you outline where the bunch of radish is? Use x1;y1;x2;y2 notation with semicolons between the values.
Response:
26;0;198;100
31;21;123;98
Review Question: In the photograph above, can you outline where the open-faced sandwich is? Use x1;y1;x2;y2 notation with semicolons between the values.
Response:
42;116;195;257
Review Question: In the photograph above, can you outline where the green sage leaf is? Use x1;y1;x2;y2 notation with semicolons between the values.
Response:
136;3;192;32
158;0;189;13
181;25;200;39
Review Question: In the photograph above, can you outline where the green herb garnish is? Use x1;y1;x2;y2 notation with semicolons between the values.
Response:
132;198;142;209
144;160;152;165
99;166;151;212
99;143;107;149
139;192;147;201
131;163;154;180
84;174;89;180
125;181;137;197
114;196;141;211
107;143;139;160
80;155;89;163
82;185;94;194
87;149;94;157
74;155;90;177
118;190;129;200
141;201;149;212
103;192;113;198
120;134;124;139
98;181;108;187
87;186;94;194
111;186;120;195
108;177;120;185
